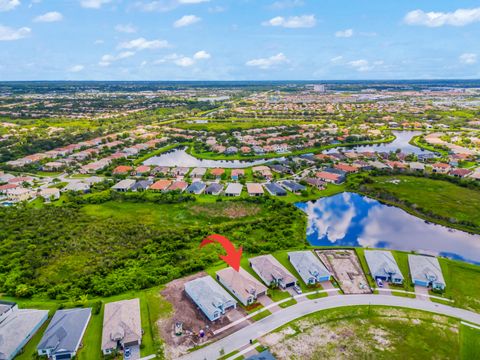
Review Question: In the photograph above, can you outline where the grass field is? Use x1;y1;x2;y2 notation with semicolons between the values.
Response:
358;175;480;232
263;306;461;359
460;323;480;360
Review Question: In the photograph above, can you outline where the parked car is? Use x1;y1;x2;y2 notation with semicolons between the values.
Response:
293;285;302;294
376;278;384;288
124;348;131;359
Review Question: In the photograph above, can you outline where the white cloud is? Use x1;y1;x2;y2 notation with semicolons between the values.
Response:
115;24;137;33
269;0;304;10
99;51;135;66
94;39;104;45
136;0;209;12
174;56;195;67
173;14;201;28
193;50;210;60
348;59;373;72
330;56;344;63
80;0;112;9
404;7;480;27
0;0;20;11
335;28;353;38
68;64;85;72
118;37;169;50
459;53;477;65
0;25;31;41
34;11;63;23
262;14;316;28
246;53;289;69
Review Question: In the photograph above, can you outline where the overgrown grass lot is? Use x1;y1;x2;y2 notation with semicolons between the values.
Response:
0;198;306;300
352;175;480;233
262;306;462;359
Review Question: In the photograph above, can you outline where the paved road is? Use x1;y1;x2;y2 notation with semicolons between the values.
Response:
179;294;480;360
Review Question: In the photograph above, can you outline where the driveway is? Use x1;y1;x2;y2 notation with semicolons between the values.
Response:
125;345;140;360
179;294;480;360
414;285;431;301
319;281;339;296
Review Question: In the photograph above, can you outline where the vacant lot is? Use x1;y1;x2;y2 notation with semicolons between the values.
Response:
262;306;460;359
358;175;480;232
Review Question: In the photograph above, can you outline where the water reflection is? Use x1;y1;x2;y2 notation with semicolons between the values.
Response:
325;131;433;155
144;149;271;168
296;192;480;264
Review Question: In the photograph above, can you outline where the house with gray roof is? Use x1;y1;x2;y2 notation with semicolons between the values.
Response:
64;181;90;193
280;181;306;194
190;167;207;178
249;255;297;289
101;299;142;355
365;250;404;284
0;301;17;325
205;183;223;195
37;308;92;360
224;183;243;197
186;181;206;194
0;308;48;360
111;179;136;192
408;254;446;290
264;183;287;196
184;276;237;322
216;267;267;306
288;251;331;285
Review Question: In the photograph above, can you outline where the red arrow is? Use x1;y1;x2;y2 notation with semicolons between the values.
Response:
200;234;243;271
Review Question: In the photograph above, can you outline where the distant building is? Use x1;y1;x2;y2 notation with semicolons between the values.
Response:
280;180;306;194
111;179;136;192
205;183;224;195
364;250;404;284
288;251;331;285
37;308;92;360
246;183;264;196
225;183;243;196
186;181;206;194
264;183;287;196
184;276;237;322
408;255;446;290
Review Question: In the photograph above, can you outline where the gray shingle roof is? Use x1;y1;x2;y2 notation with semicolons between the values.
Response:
37;308;91;355
365;250;404;280
288;251;330;284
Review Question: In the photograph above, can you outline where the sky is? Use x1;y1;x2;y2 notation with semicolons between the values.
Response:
0;0;480;81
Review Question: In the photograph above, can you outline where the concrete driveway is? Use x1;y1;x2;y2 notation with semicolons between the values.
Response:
125;345;140;360
414;285;431;301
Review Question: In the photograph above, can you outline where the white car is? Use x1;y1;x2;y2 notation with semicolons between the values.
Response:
293;285;302;294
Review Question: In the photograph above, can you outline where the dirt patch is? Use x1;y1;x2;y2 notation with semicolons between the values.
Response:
189;202;261;219
316;249;372;294
159;272;250;359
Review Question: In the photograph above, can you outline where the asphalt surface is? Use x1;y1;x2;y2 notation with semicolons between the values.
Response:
179;294;480;360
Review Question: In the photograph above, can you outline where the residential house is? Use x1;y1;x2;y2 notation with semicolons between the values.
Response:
408;254;446;290
37;308;92;360
216;268;268;306
264;183;287;196
209;168;225;179
64;182;90;193
111;179;136;192
304;178;326;190
246;183;264;196
334;163;359;173
364;250;404;284
149;180;172;192
168;181;189;192
0;307;48;360
231;169;245;181
113;166;132;175
132;179;153;191
409;162;425;171
450;168;473;178
288;251;331;285
252;166;273;180
431;163;451;174
135;165;150;176
225;183;243;196
315;171;343;184
186;182;206;194
172;167;190;177
38;188;60;201
280;180;306;194
205;183;223;195
249;255;297;289
101;299;142;356
184;276;237;322
190;167;207;179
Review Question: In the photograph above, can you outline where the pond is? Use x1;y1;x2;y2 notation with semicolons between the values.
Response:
296;192;480;264
324;131;433;155
143;148;272;168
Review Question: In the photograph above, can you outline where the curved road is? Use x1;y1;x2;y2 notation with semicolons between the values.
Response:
180;294;480;360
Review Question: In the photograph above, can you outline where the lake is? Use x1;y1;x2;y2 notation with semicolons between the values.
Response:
325;131;433;155
296;192;480;264
144;148;271;168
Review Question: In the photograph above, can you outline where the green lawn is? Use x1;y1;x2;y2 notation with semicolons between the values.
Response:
264;306;461;359
460;323;480;360
357;175;480;233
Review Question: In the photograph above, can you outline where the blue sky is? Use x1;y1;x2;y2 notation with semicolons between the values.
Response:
0;0;480;80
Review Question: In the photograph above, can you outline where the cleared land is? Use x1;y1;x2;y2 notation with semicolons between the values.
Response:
261;306;461;359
